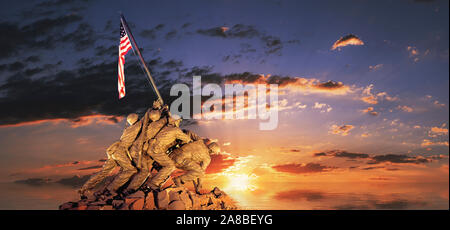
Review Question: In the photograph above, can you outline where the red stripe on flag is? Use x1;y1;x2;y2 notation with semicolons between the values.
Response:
120;41;131;48
118;23;132;99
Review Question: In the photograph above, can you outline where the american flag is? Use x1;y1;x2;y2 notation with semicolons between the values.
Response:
118;22;132;99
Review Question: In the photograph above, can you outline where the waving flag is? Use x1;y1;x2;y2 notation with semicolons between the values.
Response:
118;22;132;99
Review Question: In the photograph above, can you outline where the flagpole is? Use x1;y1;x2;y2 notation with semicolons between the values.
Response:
120;14;164;104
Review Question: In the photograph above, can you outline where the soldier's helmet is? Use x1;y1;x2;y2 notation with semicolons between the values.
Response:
149;110;161;122
152;99;163;109
168;114;182;127
208;142;221;154
127;113;139;125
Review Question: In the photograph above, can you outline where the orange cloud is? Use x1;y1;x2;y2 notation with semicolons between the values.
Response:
430;126;448;135
407;46;420;62
359;84;397;105
369;64;384;71
361;95;378;104
313;102;332;113
407;46;419;56
273;189;325;201
314;150;369;159
421;139;449;147
397;105;414;113
206;153;237;174
433;100;445;107
225;74;353;96
315;150;444;165
361;107;378;116
272;163;335;174
331;34;364;50
329;124;354;136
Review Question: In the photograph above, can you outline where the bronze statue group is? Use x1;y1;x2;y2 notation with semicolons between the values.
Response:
78;99;220;200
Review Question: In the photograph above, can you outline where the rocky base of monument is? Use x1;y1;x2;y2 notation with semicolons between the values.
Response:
59;187;239;210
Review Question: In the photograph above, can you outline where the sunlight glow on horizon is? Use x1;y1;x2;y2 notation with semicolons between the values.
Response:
224;173;258;191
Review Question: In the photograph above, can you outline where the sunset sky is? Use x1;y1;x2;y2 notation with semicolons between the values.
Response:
0;0;448;209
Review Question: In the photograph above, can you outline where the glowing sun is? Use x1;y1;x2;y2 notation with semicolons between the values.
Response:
225;173;258;191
